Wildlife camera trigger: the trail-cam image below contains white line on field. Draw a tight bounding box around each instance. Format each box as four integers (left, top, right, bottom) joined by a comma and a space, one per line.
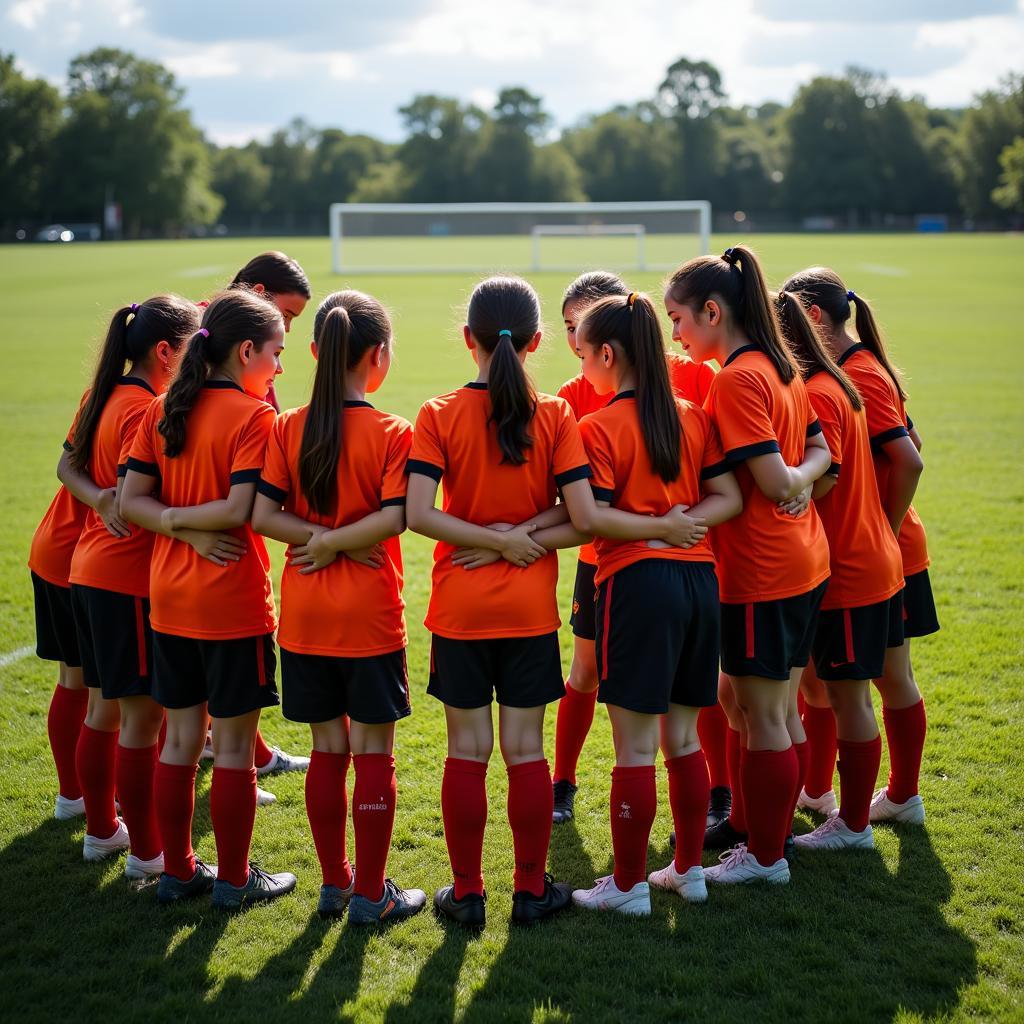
0, 645, 33, 668
857, 262, 909, 277
178, 265, 228, 279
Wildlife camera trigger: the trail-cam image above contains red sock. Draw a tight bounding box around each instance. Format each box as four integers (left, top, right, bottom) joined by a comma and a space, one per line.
797, 689, 807, 717
743, 747, 799, 867
353, 753, 397, 902
210, 766, 257, 887
791, 739, 809, 818
442, 758, 487, 899
507, 759, 553, 896
838, 736, 882, 832
254, 730, 274, 771
47, 684, 87, 800
75, 724, 119, 838
553, 683, 597, 785
883, 700, 927, 803
305, 751, 352, 889
667, 751, 710, 873
802, 704, 837, 798
116, 743, 160, 861
610, 764, 656, 891
726, 728, 747, 831
697, 704, 730, 790
155, 761, 197, 880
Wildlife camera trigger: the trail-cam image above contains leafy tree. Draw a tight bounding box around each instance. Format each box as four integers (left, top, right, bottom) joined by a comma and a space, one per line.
211, 145, 271, 228
992, 136, 1024, 213
658, 58, 726, 200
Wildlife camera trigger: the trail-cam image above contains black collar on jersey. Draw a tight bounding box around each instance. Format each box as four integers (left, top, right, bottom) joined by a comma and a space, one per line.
837, 342, 868, 366
609, 389, 636, 404
464, 381, 488, 390
723, 344, 760, 367
343, 400, 373, 409
204, 379, 244, 392
119, 375, 157, 396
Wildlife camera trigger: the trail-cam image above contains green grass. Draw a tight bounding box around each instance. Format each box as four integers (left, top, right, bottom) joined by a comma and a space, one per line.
0, 234, 1022, 1023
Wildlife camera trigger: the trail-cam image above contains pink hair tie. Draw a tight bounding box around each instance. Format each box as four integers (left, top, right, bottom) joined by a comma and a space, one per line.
197, 328, 210, 338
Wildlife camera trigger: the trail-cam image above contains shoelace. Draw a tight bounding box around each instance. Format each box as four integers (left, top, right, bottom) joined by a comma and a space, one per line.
717, 843, 749, 869
815, 815, 844, 835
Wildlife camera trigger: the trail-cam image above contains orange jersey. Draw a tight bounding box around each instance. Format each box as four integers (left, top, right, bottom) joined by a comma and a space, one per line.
408, 384, 591, 640
28, 392, 89, 587
806, 372, 904, 610
128, 382, 276, 640
69, 378, 159, 597
703, 346, 830, 604
580, 392, 724, 586
259, 402, 412, 658
837, 345, 929, 575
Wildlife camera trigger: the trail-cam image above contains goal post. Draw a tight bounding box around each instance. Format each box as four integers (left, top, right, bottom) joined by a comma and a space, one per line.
328, 201, 711, 275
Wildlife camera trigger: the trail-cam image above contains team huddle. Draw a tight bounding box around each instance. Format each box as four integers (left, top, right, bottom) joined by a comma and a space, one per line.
29, 245, 937, 927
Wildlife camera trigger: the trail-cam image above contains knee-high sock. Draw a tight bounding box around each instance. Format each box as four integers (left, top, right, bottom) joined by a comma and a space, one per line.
791, 739, 809, 819
697, 704, 730, 790
882, 700, 927, 803
48, 684, 87, 800
441, 757, 487, 899
802, 703, 838, 798
667, 751, 710, 873
726, 728, 747, 831
837, 736, 882, 832
116, 742, 160, 861
553, 683, 597, 785
507, 759, 553, 897
743, 747, 798, 867
352, 753, 397, 902
75, 724, 119, 838
210, 766, 257, 888
254, 730, 274, 771
610, 764, 656, 891
305, 751, 352, 889
155, 761, 197, 880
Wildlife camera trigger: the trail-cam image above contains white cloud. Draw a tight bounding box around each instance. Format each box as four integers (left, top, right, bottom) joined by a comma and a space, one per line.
165, 46, 241, 79
8, 0, 52, 29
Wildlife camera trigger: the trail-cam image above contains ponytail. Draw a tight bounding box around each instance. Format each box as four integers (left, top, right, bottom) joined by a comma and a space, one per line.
70, 295, 199, 470
159, 333, 212, 458
488, 331, 535, 465
781, 267, 907, 401
665, 244, 799, 385
578, 292, 681, 483
775, 290, 862, 412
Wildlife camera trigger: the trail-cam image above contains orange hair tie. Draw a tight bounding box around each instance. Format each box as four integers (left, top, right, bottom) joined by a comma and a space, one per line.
626, 292, 638, 309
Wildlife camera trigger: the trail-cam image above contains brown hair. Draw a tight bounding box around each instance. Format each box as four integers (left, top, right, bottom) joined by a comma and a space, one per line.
230, 251, 311, 299
299, 291, 392, 517
561, 271, 628, 314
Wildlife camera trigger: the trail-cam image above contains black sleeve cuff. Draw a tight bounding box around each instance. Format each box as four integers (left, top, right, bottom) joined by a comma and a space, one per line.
591, 485, 615, 503
62, 439, 74, 452
257, 478, 288, 504
406, 458, 443, 482
806, 419, 823, 437
870, 426, 909, 453
906, 416, 914, 431
701, 459, 733, 480
722, 440, 781, 465
126, 456, 159, 477
229, 468, 261, 486
826, 462, 841, 478
554, 464, 592, 488
381, 497, 406, 508
116, 463, 128, 478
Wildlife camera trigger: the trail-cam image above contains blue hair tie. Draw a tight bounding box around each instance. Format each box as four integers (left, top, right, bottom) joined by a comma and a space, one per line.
847, 290, 856, 301
498, 329, 512, 338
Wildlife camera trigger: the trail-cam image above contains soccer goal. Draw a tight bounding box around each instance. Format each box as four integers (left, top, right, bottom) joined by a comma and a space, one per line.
328, 201, 711, 275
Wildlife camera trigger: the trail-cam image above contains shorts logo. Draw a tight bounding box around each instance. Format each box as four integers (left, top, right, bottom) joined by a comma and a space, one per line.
619, 802, 631, 820
572, 599, 580, 615
829, 661, 849, 668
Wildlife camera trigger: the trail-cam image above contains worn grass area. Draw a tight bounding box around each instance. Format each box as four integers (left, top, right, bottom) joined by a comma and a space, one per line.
0, 234, 1022, 1023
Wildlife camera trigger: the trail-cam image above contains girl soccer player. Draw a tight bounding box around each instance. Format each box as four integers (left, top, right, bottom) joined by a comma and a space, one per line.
563, 292, 742, 915
782, 268, 935, 825
664, 246, 832, 885
252, 290, 426, 925
775, 291, 905, 849
121, 290, 296, 910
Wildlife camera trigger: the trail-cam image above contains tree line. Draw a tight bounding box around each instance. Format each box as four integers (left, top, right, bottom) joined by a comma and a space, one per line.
2, 49, 1022, 238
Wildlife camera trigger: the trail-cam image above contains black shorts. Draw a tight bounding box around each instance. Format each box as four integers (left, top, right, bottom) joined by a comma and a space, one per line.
902, 569, 940, 639
280, 647, 411, 725
812, 592, 905, 682
152, 631, 279, 719
428, 632, 564, 709
721, 580, 828, 681
31, 572, 81, 667
569, 559, 598, 641
71, 584, 153, 699
595, 559, 720, 714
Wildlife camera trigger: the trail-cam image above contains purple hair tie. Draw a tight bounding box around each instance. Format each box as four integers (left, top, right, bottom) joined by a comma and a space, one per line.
847, 290, 856, 301
129, 303, 138, 313
197, 328, 210, 338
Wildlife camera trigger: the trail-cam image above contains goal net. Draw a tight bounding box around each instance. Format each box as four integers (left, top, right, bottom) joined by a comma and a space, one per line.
329, 201, 711, 275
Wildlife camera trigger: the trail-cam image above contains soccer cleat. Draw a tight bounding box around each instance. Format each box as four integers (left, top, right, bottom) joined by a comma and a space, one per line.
317, 870, 356, 919
256, 747, 311, 777
707, 785, 732, 830
869, 787, 925, 825
125, 852, 165, 880
83, 818, 130, 861
511, 873, 573, 925
794, 813, 874, 850
572, 875, 651, 916
797, 787, 838, 816
54, 794, 85, 821
552, 780, 578, 824
156, 858, 217, 905
349, 878, 427, 926
256, 786, 277, 807
211, 863, 297, 912
433, 884, 486, 930
647, 862, 708, 904
703, 816, 748, 851
704, 844, 790, 885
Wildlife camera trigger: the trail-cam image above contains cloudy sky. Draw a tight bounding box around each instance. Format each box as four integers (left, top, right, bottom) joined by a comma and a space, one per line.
6, 0, 1023, 145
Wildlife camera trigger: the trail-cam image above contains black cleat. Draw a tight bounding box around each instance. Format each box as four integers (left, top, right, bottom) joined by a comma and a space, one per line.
511, 873, 572, 926
704, 817, 748, 851
212, 863, 297, 912
156, 857, 217, 905
552, 780, 578, 824
433, 883, 486, 931
784, 833, 796, 862
707, 786, 733, 829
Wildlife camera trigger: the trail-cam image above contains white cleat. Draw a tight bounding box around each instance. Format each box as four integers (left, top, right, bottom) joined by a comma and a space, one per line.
256, 786, 277, 807
125, 852, 165, 880
869, 787, 925, 825
705, 844, 790, 885
647, 862, 707, 903
794, 813, 874, 850
572, 874, 651, 916
83, 818, 130, 861
796, 787, 838, 816
199, 736, 215, 761
54, 794, 85, 821
256, 746, 311, 777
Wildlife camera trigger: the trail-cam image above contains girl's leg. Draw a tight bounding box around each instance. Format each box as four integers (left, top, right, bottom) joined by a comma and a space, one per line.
661, 704, 707, 874
306, 717, 353, 893
116, 695, 165, 865
873, 641, 927, 809
209, 709, 262, 887
76, 688, 121, 843
349, 720, 397, 903
553, 636, 598, 793
155, 704, 208, 881
786, 667, 809, 819
828, 679, 881, 833
799, 663, 838, 804
48, 663, 88, 808
718, 674, 748, 834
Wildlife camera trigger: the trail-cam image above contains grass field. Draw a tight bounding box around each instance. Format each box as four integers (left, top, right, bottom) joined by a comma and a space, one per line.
0, 233, 1022, 1023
